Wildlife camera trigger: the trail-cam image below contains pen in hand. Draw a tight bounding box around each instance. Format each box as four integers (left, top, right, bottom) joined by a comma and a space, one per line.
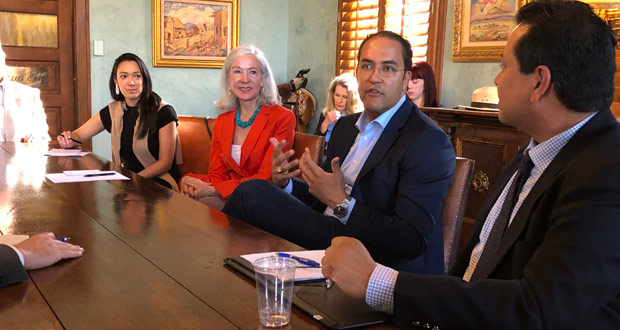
58, 134, 83, 145
56, 237, 71, 242
84, 172, 115, 177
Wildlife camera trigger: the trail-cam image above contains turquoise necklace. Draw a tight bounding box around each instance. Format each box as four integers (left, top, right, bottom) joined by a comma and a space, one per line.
235, 105, 261, 128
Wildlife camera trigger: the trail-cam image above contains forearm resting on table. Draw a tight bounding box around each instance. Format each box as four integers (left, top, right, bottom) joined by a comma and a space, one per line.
139, 159, 173, 178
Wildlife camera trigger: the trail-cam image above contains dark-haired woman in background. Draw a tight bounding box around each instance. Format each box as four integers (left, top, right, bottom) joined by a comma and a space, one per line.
407, 61, 438, 108
57, 53, 181, 190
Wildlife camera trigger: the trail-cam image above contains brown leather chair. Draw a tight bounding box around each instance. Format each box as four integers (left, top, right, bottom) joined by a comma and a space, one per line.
442, 157, 475, 273
177, 116, 215, 176
290, 132, 325, 177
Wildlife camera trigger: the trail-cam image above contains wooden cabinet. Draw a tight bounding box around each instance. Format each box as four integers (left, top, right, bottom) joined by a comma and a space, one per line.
420, 107, 530, 254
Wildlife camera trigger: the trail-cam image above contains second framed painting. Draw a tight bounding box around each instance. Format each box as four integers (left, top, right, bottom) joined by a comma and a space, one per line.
452, 0, 528, 62
152, 0, 239, 68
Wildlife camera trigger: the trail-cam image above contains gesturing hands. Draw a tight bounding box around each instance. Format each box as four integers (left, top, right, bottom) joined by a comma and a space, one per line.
270, 137, 300, 188
180, 176, 220, 200
299, 149, 347, 208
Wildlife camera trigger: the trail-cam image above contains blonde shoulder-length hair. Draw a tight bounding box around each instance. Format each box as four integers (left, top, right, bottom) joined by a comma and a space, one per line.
214, 45, 281, 111
322, 73, 363, 116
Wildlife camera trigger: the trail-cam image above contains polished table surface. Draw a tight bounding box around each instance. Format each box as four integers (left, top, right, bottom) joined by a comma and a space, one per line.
0, 142, 395, 329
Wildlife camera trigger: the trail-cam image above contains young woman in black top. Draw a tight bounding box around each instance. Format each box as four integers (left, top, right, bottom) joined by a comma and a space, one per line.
57, 53, 181, 189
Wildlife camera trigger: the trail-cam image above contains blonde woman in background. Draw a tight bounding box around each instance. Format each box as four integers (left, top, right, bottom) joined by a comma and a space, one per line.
314, 73, 363, 152
179, 45, 295, 210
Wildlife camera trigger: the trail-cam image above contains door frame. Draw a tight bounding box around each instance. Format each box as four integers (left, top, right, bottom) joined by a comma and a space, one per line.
75, 0, 92, 149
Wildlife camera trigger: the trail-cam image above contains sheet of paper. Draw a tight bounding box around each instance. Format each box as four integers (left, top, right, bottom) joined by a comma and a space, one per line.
241, 250, 325, 281
45, 171, 130, 183
44, 148, 90, 157
0, 234, 29, 245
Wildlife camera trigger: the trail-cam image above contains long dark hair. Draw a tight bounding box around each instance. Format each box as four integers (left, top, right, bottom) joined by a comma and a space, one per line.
411, 61, 438, 107
109, 53, 161, 138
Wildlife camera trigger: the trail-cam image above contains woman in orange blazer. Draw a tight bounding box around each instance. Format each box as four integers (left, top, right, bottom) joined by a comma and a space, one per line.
179, 45, 295, 210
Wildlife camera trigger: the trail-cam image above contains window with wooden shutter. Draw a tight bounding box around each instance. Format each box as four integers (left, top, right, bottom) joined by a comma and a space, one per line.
337, 0, 380, 75
336, 0, 447, 94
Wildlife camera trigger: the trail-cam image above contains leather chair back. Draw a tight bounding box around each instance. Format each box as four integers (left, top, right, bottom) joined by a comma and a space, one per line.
177, 116, 215, 176
442, 157, 475, 273
290, 132, 325, 177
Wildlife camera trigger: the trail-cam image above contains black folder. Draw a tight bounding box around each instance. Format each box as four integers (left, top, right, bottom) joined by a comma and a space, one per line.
224, 256, 389, 329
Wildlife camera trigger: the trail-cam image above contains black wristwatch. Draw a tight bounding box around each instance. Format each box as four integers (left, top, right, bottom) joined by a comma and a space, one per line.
333, 196, 352, 218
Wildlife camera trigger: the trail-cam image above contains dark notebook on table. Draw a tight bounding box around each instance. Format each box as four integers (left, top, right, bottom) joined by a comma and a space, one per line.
224, 255, 389, 329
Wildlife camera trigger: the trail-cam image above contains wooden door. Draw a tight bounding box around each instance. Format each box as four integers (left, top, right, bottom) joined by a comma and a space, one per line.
0, 0, 91, 145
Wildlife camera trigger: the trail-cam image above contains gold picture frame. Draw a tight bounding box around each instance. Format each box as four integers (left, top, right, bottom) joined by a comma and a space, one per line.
152, 0, 239, 68
452, 0, 527, 62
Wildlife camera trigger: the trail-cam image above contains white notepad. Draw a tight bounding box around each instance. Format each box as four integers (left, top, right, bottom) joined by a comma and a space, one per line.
44, 148, 90, 157
241, 250, 325, 281
46, 170, 129, 183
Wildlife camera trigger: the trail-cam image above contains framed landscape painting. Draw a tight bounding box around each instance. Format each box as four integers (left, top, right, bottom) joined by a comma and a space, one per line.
452, 0, 527, 62
152, 0, 239, 68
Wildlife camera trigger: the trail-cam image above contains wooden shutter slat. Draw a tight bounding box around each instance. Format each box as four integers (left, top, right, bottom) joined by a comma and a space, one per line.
337, 0, 432, 75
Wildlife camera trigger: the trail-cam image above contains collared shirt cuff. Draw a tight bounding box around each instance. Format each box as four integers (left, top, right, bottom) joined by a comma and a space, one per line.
365, 264, 398, 314
325, 197, 356, 225
283, 178, 293, 194
7, 244, 25, 266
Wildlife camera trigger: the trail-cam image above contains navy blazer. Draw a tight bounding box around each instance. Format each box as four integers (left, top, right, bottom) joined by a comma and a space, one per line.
293, 99, 455, 274
392, 108, 620, 329
0, 244, 27, 288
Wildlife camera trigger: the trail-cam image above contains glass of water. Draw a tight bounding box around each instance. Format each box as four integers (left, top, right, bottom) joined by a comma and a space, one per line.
253, 256, 297, 327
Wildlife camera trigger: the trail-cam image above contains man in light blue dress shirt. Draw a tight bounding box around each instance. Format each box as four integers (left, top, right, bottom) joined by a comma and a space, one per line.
322, 2, 620, 329
223, 31, 455, 274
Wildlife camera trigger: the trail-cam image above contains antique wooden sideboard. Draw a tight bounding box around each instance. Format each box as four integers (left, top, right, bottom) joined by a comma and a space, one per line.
420, 107, 530, 254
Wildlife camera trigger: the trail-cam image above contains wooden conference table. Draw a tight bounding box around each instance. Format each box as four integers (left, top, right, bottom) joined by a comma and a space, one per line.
0, 142, 394, 329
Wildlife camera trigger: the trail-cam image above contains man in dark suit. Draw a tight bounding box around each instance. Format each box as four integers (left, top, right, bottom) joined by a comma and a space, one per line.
1, 233, 83, 288
322, 1, 620, 329
223, 31, 455, 274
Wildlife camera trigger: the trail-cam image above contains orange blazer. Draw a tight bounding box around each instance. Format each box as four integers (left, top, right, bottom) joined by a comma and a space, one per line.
186, 104, 295, 199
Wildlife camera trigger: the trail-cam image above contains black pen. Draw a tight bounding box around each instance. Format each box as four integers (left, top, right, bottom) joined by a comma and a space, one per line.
56, 237, 71, 242
84, 172, 115, 177
59, 134, 83, 145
